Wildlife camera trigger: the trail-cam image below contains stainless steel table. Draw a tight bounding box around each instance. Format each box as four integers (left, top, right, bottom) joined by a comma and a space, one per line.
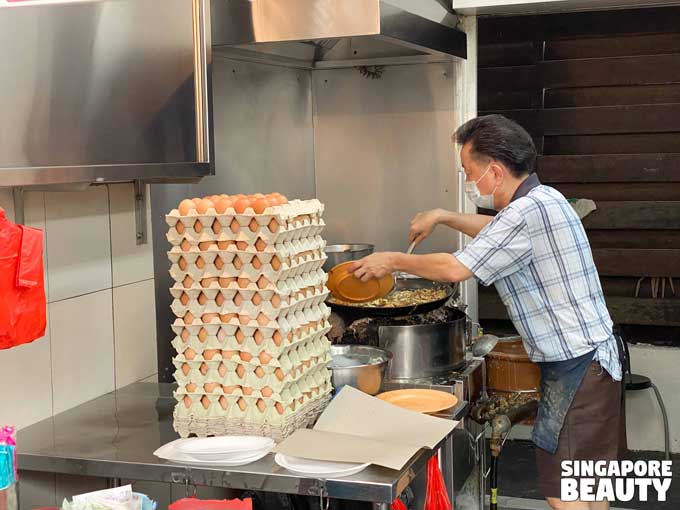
18, 383, 467, 509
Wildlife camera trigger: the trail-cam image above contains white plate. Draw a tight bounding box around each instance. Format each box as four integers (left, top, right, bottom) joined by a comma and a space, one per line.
274, 453, 370, 479
155, 439, 273, 467
176, 436, 275, 461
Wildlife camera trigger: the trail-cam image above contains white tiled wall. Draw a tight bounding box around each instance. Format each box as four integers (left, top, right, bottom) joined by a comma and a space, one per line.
0, 184, 157, 430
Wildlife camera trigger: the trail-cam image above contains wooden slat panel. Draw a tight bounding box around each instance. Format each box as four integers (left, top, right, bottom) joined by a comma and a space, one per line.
478, 7, 680, 44
582, 202, 680, 229
593, 249, 680, 276
537, 154, 680, 183
588, 230, 680, 250
545, 33, 680, 61
600, 277, 680, 298
490, 104, 680, 136
479, 42, 536, 68
552, 183, 680, 201
479, 55, 680, 92
478, 288, 680, 326
543, 133, 680, 155
545, 84, 680, 108
479, 90, 534, 111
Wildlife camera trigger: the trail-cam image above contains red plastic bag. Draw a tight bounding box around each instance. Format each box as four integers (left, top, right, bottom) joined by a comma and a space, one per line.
0, 207, 46, 350
169, 498, 252, 510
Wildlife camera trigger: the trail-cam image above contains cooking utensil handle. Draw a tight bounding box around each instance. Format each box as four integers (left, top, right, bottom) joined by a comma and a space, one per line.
406, 241, 417, 255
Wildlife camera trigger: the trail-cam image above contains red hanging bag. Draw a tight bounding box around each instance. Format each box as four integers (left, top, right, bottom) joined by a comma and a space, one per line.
0, 207, 46, 350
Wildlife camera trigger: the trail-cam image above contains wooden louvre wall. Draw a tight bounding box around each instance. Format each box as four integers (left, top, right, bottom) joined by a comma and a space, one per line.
476, 7, 680, 344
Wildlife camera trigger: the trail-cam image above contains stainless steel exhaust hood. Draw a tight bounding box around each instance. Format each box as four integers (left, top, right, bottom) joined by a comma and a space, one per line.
211, 0, 467, 65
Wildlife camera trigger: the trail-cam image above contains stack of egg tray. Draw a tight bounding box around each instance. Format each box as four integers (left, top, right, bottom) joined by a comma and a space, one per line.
166, 199, 334, 440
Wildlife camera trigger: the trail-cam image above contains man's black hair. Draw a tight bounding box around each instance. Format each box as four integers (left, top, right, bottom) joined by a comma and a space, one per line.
455, 114, 537, 177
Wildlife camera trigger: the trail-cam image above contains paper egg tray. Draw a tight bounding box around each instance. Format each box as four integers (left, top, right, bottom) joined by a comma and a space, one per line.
168, 234, 327, 259
173, 391, 332, 440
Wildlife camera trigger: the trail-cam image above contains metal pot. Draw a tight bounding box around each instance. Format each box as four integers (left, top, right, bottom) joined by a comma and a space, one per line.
323, 244, 374, 272
378, 309, 467, 381
328, 344, 391, 395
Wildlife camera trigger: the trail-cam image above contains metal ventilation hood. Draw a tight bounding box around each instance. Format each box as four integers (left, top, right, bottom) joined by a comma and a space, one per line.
211, 0, 467, 67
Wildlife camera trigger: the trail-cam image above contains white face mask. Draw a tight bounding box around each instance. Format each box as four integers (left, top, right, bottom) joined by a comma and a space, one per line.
464, 165, 498, 210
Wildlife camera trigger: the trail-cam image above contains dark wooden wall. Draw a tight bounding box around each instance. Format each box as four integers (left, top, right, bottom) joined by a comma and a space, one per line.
476, 7, 680, 344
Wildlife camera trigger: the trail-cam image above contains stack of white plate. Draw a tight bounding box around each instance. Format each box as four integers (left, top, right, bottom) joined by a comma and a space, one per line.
154, 436, 274, 467
274, 453, 370, 479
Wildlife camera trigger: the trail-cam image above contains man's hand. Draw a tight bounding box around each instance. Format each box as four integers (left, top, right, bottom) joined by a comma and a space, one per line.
409, 209, 443, 246
348, 252, 397, 282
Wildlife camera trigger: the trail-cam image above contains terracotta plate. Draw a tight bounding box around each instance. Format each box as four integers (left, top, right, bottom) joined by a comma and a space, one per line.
376, 389, 458, 414
326, 261, 394, 303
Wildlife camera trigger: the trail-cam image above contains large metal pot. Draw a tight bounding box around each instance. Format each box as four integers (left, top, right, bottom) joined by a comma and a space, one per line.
323, 244, 374, 272
378, 309, 467, 381
328, 344, 391, 395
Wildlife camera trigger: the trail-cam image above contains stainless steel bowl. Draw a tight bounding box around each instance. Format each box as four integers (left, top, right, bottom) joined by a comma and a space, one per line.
323, 244, 374, 272
328, 345, 392, 395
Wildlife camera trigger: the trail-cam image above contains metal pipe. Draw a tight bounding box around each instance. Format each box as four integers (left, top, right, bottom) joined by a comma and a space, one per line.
651, 383, 671, 461
489, 456, 498, 510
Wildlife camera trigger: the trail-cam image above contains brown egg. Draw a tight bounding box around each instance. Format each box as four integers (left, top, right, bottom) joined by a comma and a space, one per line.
289, 402, 296, 412
271, 294, 281, 308
257, 276, 270, 289
212, 220, 222, 235
255, 238, 267, 252
176, 222, 185, 235
196, 257, 205, 269
204, 349, 220, 360
271, 256, 281, 270
235, 329, 245, 344
198, 328, 208, 342
184, 347, 197, 360
237, 398, 247, 411
180, 328, 190, 342
191, 197, 202, 205
233, 293, 243, 306
178, 257, 188, 271
249, 219, 259, 233
184, 311, 195, 325
251, 256, 262, 269
276, 402, 285, 415
272, 331, 283, 346
222, 385, 238, 394
274, 368, 284, 381
218, 396, 229, 410
197, 199, 214, 214
179, 199, 195, 216
302, 360, 311, 369
256, 313, 269, 326
199, 362, 209, 375
215, 293, 225, 306
186, 383, 197, 392
253, 197, 270, 214
204, 382, 220, 393
239, 315, 251, 325
219, 277, 236, 287
179, 292, 189, 305
252, 293, 262, 306
286, 332, 294, 343
214, 257, 224, 270
180, 239, 192, 252
202, 312, 219, 323
259, 351, 273, 365
220, 313, 237, 322
233, 197, 251, 214
199, 241, 215, 251
201, 277, 217, 288
183, 395, 192, 408
237, 277, 250, 289
256, 399, 266, 413
242, 387, 254, 396
194, 220, 203, 233
233, 257, 243, 270
236, 365, 246, 378
197, 292, 207, 305
217, 240, 232, 250
261, 386, 273, 397
201, 395, 211, 409
268, 219, 279, 233
181, 363, 190, 375
239, 351, 253, 362
230, 218, 240, 233
221, 350, 238, 359
254, 366, 265, 378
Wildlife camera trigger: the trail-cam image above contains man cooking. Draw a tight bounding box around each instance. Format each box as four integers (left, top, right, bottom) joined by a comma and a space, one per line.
349, 115, 625, 510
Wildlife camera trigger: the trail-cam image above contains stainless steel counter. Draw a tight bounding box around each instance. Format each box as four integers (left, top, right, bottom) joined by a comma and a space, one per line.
18, 383, 467, 507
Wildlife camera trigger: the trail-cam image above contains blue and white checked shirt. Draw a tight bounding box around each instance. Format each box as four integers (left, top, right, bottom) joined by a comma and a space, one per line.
456, 176, 622, 382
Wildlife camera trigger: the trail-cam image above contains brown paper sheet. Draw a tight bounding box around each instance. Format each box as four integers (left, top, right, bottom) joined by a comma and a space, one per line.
273, 386, 458, 470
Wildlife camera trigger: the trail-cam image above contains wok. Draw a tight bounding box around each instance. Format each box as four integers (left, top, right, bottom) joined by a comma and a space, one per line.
327, 276, 457, 318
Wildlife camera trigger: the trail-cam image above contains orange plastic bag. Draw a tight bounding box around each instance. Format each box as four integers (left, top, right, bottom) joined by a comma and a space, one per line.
169, 498, 252, 510
0, 207, 46, 350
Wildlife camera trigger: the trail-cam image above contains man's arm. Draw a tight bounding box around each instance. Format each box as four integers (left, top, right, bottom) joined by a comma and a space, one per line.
436, 210, 494, 238
350, 252, 473, 283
